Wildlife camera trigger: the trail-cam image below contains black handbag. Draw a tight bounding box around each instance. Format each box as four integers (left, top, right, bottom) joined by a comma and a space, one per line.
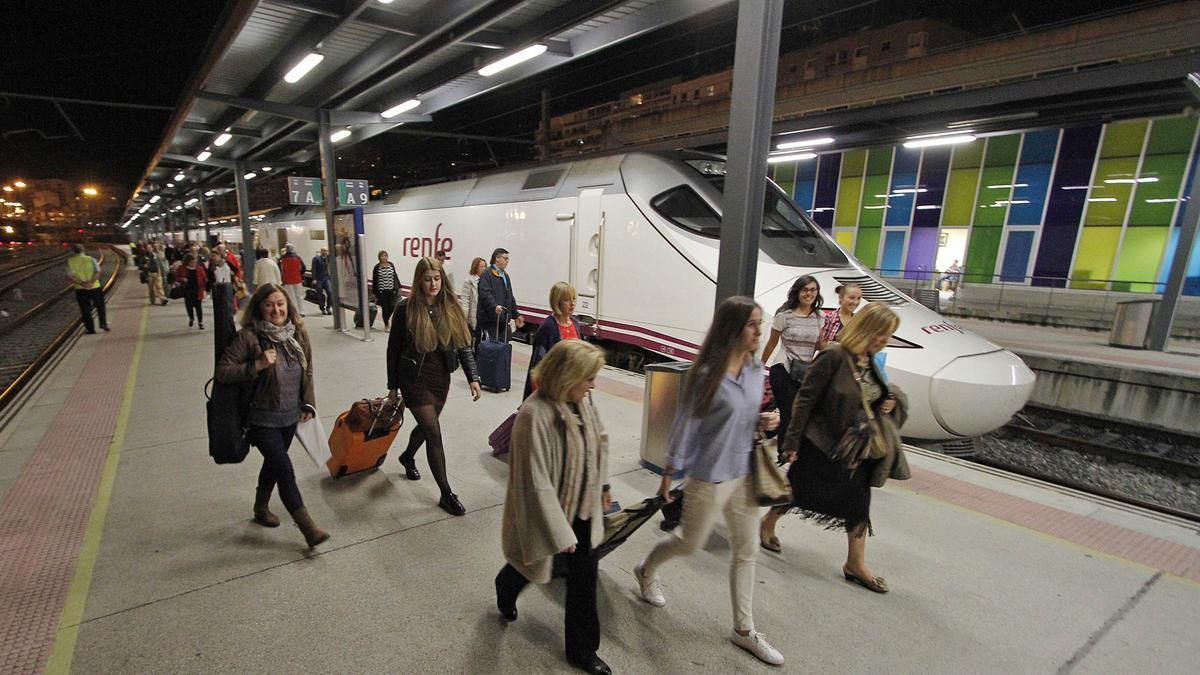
169, 284, 186, 300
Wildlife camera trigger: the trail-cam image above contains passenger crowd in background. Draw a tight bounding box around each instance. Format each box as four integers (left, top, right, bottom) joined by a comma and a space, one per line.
186, 235, 908, 674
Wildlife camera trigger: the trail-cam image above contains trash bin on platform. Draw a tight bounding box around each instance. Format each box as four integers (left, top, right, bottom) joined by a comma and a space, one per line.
639, 361, 690, 477
1108, 299, 1158, 349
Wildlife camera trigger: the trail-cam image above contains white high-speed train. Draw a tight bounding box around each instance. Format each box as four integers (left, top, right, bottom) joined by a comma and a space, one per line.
218, 151, 1035, 441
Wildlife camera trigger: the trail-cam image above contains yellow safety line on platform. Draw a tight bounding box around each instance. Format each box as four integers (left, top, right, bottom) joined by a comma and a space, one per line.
45, 303, 149, 674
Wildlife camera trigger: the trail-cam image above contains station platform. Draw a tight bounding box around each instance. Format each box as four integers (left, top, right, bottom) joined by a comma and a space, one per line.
955, 318, 1200, 435
2, 271, 1199, 673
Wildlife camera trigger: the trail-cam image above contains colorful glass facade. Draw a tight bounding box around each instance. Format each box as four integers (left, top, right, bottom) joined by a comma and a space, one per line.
769, 113, 1200, 295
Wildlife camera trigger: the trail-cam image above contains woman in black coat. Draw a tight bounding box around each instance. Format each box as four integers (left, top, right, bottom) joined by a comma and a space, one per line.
523, 282, 583, 399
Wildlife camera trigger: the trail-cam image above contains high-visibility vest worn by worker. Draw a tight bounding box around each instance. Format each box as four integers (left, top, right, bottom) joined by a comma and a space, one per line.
68, 253, 100, 290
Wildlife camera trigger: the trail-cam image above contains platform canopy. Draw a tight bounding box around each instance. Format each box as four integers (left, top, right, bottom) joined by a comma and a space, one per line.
122, 0, 736, 223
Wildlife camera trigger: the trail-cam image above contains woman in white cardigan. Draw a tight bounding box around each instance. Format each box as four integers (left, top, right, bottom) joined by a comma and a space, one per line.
460, 256, 486, 340
496, 340, 612, 675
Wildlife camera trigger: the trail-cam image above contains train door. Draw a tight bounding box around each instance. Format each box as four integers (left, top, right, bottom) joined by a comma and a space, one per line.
571, 188, 603, 319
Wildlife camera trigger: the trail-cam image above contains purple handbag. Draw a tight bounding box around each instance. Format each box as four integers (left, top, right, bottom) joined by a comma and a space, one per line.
489, 411, 518, 457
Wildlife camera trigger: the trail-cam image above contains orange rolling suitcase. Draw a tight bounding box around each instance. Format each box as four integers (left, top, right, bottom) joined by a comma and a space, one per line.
326, 399, 404, 478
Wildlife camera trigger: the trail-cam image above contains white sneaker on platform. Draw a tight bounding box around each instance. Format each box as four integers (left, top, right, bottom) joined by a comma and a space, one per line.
731, 630, 784, 666
633, 563, 666, 607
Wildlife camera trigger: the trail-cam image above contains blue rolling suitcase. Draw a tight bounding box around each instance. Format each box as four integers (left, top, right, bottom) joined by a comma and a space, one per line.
477, 315, 512, 392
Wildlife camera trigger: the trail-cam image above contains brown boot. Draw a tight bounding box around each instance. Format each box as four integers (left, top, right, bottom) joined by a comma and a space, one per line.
292, 507, 330, 548
253, 488, 280, 527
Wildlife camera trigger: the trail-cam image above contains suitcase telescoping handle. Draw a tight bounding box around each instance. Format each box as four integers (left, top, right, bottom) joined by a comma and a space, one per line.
494, 309, 510, 344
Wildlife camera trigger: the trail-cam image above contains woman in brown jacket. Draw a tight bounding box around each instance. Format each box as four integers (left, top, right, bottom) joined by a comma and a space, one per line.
762, 302, 907, 593
216, 283, 329, 548
495, 340, 612, 675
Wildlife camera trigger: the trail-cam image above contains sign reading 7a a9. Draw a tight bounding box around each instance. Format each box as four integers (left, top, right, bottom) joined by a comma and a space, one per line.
288, 177, 369, 207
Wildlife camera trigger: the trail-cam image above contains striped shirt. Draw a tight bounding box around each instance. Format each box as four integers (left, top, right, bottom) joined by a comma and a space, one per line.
376, 264, 396, 291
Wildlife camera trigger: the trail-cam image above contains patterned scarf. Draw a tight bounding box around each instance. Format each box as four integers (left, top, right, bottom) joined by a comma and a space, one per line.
255, 319, 306, 369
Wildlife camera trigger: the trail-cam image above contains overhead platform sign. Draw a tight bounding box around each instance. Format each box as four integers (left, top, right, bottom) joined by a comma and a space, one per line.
287, 177, 369, 207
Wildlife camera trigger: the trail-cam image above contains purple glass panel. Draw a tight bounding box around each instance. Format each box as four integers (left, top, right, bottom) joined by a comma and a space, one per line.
913, 147, 951, 228
903, 227, 939, 280
1032, 125, 1101, 287
811, 153, 841, 230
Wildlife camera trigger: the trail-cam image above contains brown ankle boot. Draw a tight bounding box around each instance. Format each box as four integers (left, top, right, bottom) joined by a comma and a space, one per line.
292, 507, 330, 548
253, 488, 280, 527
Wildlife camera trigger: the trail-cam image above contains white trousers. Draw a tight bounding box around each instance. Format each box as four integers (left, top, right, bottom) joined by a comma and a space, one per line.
285, 283, 305, 315
641, 474, 760, 632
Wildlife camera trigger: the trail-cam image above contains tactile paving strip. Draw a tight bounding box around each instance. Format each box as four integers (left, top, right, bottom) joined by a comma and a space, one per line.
0, 279, 140, 674
905, 469, 1200, 581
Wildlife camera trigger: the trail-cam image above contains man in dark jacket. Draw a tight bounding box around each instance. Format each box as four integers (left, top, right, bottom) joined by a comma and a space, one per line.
311, 247, 333, 315
476, 247, 524, 341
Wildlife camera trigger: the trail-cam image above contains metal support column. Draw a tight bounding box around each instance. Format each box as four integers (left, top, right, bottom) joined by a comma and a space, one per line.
715, 0, 784, 305
198, 188, 212, 246
181, 202, 191, 244
234, 160, 255, 287
318, 109, 345, 330
1147, 72, 1200, 351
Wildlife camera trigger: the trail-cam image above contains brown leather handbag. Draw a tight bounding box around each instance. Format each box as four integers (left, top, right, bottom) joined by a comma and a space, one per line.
346, 396, 405, 440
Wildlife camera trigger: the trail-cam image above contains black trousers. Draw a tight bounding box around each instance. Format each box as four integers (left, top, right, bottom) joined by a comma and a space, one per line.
184, 295, 204, 324
376, 290, 397, 326
249, 423, 303, 513
769, 363, 799, 443
75, 288, 107, 332
495, 517, 599, 660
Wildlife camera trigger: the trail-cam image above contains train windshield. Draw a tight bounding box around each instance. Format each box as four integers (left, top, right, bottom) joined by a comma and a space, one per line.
652, 159, 848, 268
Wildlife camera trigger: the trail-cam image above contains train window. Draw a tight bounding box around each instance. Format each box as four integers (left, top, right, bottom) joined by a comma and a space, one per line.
522, 170, 564, 190
651, 186, 722, 237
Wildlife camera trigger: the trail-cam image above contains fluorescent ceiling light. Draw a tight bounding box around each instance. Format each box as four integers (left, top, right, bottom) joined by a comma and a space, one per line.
261, 167, 272, 172
284, 53, 324, 84
1103, 177, 1158, 184
381, 98, 421, 118
903, 134, 975, 149
1060, 185, 1092, 190
916, 205, 941, 210
205, 190, 216, 197
196, 150, 212, 162
1144, 198, 1181, 203
166, 183, 175, 188
330, 129, 352, 143
174, 172, 185, 181
891, 188, 927, 194
243, 172, 257, 180
776, 136, 834, 150
214, 133, 232, 147
149, 195, 161, 203
863, 205, 889, 210
378, 0, 394, 3
766, 152, 817, 164
1088, 197, 1118, 202
478, 44, 548, 77
185, 198, 199, 206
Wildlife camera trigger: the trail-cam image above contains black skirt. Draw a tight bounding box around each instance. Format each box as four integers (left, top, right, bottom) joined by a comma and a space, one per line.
785, 436, 879, 536
400, 351, 450, 408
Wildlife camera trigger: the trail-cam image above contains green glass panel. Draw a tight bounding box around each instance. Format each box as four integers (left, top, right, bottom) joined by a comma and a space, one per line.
1114, 226, 1169, 292
1099, 120, 1148, 159
835, 176, 864, 228
950, 139, 984, 169
854, 226, 881, 267
943, 169, 978, 226
835, 230, 855, 250
965, 226, 1002, 283
983, 134, 1021, 167
859, 175, 890, 227
774, 162, 797, 199
1084, 157, 1139, 226
841, 149, 867, 177
1128, 153, 1189, 225
866, 145, 894, 175
1070, 226, 1122, 289
1145, 115, 1198, 155
974, 167, 1016, 226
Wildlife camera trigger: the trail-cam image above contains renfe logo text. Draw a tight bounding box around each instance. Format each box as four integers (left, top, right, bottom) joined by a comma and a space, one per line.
921, 321, 965, 335
402, 223, 454, 258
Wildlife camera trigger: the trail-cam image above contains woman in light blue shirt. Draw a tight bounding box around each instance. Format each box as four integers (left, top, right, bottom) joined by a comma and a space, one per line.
632, 296, 785, 667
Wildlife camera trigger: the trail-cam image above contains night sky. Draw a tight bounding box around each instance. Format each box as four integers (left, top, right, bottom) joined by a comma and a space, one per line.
0, 0, 1144, 198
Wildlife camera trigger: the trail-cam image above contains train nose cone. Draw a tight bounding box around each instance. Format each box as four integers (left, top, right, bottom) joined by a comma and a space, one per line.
929, 350, 1036, 437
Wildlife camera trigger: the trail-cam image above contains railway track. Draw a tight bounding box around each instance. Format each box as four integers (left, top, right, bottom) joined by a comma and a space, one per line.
0, 246, 123, 414
980, 404, 1200, 522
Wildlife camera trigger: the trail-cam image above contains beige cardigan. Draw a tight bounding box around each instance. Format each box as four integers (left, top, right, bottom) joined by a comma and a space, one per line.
501, 392, 609, 583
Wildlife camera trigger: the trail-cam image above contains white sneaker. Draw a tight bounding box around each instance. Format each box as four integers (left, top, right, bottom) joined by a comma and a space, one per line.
633, 563, 666, 607
731, 630, 784, 666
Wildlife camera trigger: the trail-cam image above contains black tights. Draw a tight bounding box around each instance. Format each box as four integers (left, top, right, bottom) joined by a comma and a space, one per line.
400, 402, 453, 496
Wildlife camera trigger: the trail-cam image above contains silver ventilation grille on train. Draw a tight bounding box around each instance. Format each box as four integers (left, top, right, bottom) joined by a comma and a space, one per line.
832, 275, 908, 306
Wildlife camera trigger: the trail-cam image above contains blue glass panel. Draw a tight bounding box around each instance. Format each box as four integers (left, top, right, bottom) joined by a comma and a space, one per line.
812, 153, 841, 230
912, 147, 951, 228
886, 147, 920, 227
793, 156, 818, 213
1164, 130, 1200, 295
1032, 125, 1102, 286
881, 230, 906, 277
1008, 129, 1059, 225
1001, 231, 1036, 282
